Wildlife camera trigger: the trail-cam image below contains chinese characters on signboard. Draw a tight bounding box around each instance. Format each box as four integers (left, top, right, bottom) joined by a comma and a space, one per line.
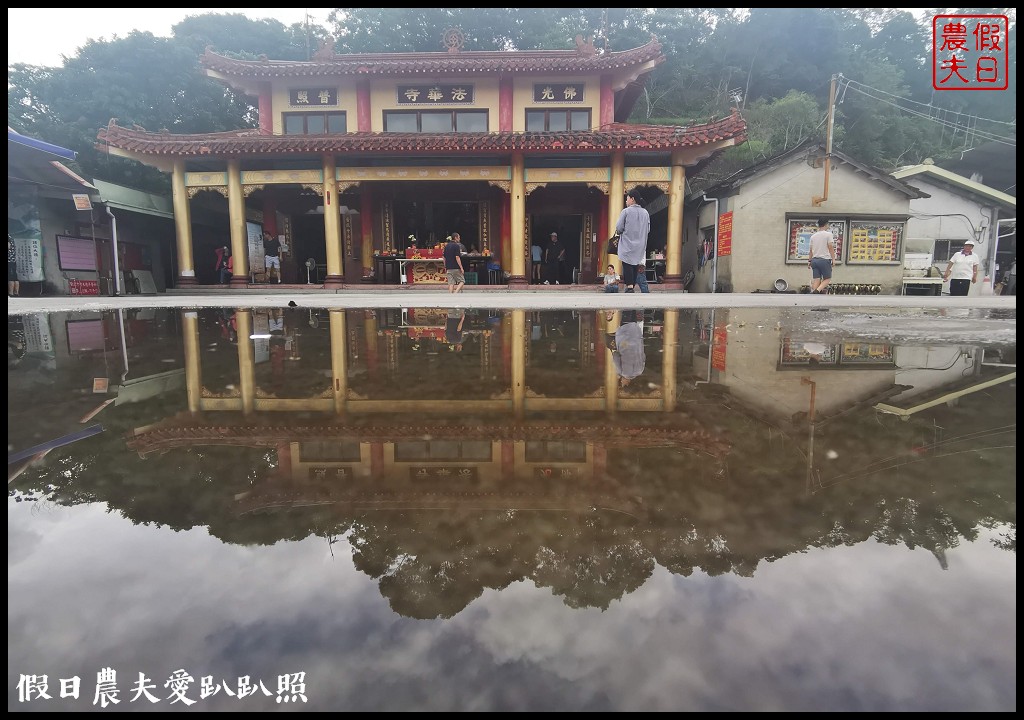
711, 325, 728, 371
532, 83, 585, 103
289, 88, 337, 106
411, 466, 479, 480
396, 85, 474, 105
14, 238, 45, 282
717, 211, 733, 257
932, 14, 1009, 90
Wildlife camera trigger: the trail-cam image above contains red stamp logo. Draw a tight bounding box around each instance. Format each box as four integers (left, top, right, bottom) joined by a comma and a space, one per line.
933, 14, 1009, 90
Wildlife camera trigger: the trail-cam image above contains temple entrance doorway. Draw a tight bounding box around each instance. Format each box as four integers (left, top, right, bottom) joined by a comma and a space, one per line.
532, 214, 583, 284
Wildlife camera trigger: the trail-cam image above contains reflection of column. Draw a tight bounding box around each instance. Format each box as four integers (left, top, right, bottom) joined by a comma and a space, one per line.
662, 309, 678, 412
171, 159, 196, 287
603, 311, 619, 414
227, 159, 249, 287
501, 311, 512, 384
182, 310, 201, 413
364, 310, 379, 379
329, 310, 347, 415
605, 151, 625, 272
511, 310, 526, 418
663, 150, 686, 288
509, 153, 528, 286
235, 310, 256, 415
323, 154, 344, 288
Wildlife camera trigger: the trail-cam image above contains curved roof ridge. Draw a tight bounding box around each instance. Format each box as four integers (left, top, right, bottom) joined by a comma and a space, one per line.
96, 111, 746, 157
200, 37, 664, 77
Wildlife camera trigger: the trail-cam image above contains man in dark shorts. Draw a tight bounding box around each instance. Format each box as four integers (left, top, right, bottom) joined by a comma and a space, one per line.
444, 233, 466, 294
807, 218, 836, 294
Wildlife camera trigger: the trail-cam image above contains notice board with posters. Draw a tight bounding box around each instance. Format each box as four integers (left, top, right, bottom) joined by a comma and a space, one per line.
246, 221, 265, 276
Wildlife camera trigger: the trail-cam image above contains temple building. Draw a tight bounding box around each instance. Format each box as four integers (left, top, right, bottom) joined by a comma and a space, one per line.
95, 33, 746, 289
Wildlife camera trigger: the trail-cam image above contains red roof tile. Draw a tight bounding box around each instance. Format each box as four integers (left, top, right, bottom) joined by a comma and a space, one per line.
201, 39, 665, 78
96, 111, 747, 158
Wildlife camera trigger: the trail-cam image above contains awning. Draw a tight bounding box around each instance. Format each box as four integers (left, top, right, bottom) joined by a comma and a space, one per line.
92, 179, 173, 219
8, 128, 94, 192
7, 127, 77, 160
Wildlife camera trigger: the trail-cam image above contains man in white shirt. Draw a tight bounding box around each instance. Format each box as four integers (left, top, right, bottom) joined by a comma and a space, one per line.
807, 218, 836, 294
943, 239, 980, 296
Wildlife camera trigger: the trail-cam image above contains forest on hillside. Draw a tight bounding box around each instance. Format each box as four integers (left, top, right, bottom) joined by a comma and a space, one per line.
7, 8, 1016, 194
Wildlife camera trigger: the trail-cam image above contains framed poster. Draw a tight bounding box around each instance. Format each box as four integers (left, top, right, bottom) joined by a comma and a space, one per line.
246, 221, 265, 274
847, 221, 903, 263
787, 219, 846, 263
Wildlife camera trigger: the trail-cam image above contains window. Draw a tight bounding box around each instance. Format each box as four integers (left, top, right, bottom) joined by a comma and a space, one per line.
932, 240, 954, 263
282, 111, 347, 135
525, 109, 591, 132
524, 441, 586, 463
299, 441, 361, 462
394, 440, 492, 462
383, 110, 488, 133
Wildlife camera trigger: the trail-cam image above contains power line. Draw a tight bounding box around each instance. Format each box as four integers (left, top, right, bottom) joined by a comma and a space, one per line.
836, 76, 1016, 147
840, 76, 1017, 127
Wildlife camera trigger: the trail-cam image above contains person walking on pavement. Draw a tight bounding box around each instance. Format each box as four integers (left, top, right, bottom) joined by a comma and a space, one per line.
444, 233, 466, 294
808, 218, 837, 294
614, 189, 651, 293
943, 239, 980, 296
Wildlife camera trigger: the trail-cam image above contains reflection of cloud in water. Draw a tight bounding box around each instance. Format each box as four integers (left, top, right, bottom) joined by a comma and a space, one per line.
8, 502, 1015, 711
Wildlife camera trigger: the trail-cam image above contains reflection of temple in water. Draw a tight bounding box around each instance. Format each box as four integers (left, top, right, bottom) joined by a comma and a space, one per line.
13, 306, 1013, 619
133, 307, 729, 492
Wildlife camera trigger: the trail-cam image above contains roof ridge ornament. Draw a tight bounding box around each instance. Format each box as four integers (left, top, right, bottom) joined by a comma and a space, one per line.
443, 28, 465, 55
313, 37, 336, 60
575, 35, 598, 57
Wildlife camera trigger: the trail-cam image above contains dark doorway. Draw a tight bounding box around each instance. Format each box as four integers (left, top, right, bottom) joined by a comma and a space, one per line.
532, 214, 583, 284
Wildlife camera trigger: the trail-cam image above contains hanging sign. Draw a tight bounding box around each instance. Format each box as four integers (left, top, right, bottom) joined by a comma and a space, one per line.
72, 194, 92, 210
717, 211, 733, 257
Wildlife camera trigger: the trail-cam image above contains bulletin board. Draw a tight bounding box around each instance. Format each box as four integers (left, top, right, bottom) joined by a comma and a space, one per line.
787, 220, 846, 263
847, 221, 903, 263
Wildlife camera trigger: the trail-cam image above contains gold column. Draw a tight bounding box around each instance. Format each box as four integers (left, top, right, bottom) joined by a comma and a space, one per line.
235, 310, 256, 415
171, 159, 196, 286
323, 154, 344, 287
181, 310, 201, 413
603, 310, 619, 414
511, 309, 526, 418
662, 309, 678, 412
509, 153, 528, 286
227, 159, 249, 286
605, 151, 625, 273
329, 310, 348, 415
664, 150, 686, 287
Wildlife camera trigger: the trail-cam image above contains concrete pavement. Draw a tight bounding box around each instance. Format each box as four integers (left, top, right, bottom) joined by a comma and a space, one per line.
6, 290, 1016, 314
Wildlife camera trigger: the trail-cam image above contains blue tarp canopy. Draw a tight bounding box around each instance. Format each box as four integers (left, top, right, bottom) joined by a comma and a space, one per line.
8, 128, 77, 160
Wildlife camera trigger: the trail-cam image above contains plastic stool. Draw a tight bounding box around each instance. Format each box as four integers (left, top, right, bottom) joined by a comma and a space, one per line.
464, 272, 478, 285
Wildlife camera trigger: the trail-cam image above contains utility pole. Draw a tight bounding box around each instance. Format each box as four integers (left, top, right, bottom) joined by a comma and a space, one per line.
813, 74, 838, 207
305, 9, 311, 61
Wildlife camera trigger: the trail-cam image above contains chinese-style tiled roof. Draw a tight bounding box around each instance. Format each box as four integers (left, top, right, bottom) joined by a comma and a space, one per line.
201, 38, 665, 78
96, 111, 747, 158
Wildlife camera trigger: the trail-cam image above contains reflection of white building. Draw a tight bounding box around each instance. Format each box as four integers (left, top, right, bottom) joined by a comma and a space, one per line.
892, 162, 1016, 296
